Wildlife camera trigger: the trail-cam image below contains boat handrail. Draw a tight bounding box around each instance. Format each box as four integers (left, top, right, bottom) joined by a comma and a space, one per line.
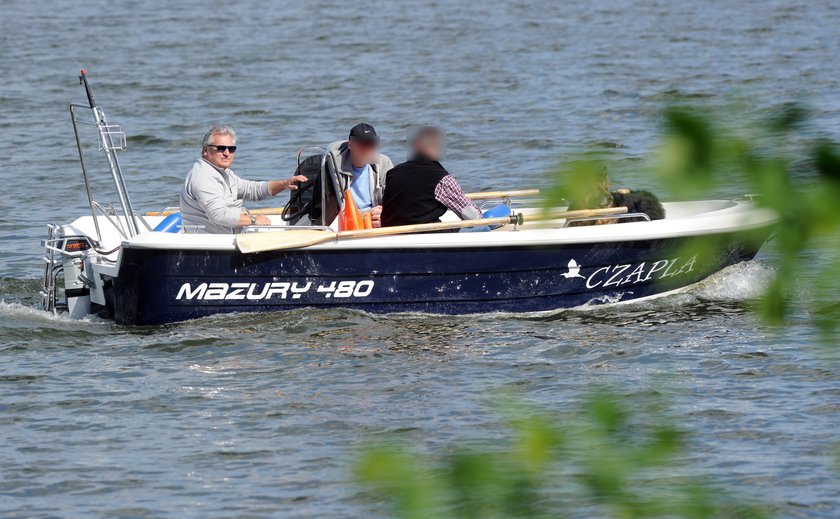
562, 212, 652, 227
40, 224, 61, 314
42, 241, 87, 259
91, 201, 129, 240
181, 225, 206, 234
149, 206, 181, 216
477, 198, 513, 211
40, 233, 99, 260
137, 215, 153, 232
476, 196, 545, 211
240, 225, 333, 233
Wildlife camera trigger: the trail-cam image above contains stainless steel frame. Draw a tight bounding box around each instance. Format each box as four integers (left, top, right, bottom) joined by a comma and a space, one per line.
240, 225, 332, 233
69, 100, 140, 241
562, 212, 652, 227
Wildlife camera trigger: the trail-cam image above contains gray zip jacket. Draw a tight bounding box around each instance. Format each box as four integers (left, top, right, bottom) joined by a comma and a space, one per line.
327, 141, 394, 207
180, 158, 272, 234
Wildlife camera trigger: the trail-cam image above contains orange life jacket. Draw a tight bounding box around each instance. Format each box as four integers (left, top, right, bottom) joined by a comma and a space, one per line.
338, 189, 365, 231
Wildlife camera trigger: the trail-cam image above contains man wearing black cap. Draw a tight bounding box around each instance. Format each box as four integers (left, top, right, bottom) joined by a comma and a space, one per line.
326, 123, 394, 227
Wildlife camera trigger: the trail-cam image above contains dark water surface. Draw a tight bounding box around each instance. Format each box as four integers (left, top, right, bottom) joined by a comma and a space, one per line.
2, 0, 840, 517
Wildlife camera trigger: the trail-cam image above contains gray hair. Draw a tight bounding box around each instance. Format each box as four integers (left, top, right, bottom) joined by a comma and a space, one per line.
202, 125, 237, 147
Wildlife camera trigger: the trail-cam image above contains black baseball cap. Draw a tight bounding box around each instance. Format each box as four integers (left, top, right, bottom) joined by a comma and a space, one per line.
348, 123, 379, 143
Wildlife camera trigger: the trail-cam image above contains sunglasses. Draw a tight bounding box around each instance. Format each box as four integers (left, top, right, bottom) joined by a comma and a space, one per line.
207, 145, 237, 153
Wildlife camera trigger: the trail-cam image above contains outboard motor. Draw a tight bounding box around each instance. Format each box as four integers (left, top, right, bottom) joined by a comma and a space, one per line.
61, 248, 92, 319
41, 231, 94, 319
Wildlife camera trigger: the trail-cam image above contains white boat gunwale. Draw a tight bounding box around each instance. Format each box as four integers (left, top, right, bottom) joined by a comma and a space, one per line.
56, 199, 778, 252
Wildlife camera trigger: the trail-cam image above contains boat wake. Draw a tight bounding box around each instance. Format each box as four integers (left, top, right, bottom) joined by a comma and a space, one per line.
690, 259, 773, 302
0, 299, 110, 328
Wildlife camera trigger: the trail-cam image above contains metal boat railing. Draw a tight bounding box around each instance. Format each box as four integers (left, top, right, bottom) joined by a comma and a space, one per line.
563, 212, 651, 227
477, 196, 543, 211
40, 224, 60, 314
240, 225, 332, 233
40, 227, 95, 313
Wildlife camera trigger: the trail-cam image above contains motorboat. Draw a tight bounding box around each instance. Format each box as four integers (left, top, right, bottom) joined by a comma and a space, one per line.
40, 73, 778, 325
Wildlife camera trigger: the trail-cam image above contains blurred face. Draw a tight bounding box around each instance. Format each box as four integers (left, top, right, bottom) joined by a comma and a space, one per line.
203, 133, 236, 169
413, 135, 443, 161
348, 139, 378, 167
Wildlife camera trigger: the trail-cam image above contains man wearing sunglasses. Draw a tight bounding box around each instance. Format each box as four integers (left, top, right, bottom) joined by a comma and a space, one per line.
180, 125, 307, 233
325, 123, 394, 228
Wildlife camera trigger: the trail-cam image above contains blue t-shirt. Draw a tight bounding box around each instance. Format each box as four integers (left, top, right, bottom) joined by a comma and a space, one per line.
350, 164, 374, 212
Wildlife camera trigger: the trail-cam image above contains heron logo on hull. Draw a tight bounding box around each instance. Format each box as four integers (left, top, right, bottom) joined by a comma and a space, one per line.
561, 255, 698, 289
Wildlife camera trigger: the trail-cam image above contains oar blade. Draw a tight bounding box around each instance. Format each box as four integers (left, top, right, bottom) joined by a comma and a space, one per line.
236, 230, 332, 253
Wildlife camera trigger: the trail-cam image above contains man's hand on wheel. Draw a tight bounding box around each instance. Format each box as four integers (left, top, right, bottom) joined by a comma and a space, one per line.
268, 176, 308, 195
286, 175, 308, 190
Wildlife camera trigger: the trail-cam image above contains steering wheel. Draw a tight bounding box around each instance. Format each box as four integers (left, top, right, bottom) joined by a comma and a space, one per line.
281, 200, 311, 222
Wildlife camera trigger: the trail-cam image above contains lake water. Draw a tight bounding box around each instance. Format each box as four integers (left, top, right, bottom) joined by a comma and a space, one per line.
2, 0, 840, 517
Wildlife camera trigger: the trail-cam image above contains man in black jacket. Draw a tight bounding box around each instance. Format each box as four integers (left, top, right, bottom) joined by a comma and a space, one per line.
381, 127, 482, 227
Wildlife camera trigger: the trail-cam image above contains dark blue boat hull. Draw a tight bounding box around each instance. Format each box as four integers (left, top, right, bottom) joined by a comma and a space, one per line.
106, 229, 771, 325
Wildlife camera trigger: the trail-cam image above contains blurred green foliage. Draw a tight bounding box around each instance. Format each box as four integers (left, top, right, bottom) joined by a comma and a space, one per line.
545, 103, 840, 335
656, 104, 840, 334
356, 391, 770, 518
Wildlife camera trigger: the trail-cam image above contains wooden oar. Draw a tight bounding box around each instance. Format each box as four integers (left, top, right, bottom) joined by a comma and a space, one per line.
236, 206, 627, 254
144, 189, 542, 217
